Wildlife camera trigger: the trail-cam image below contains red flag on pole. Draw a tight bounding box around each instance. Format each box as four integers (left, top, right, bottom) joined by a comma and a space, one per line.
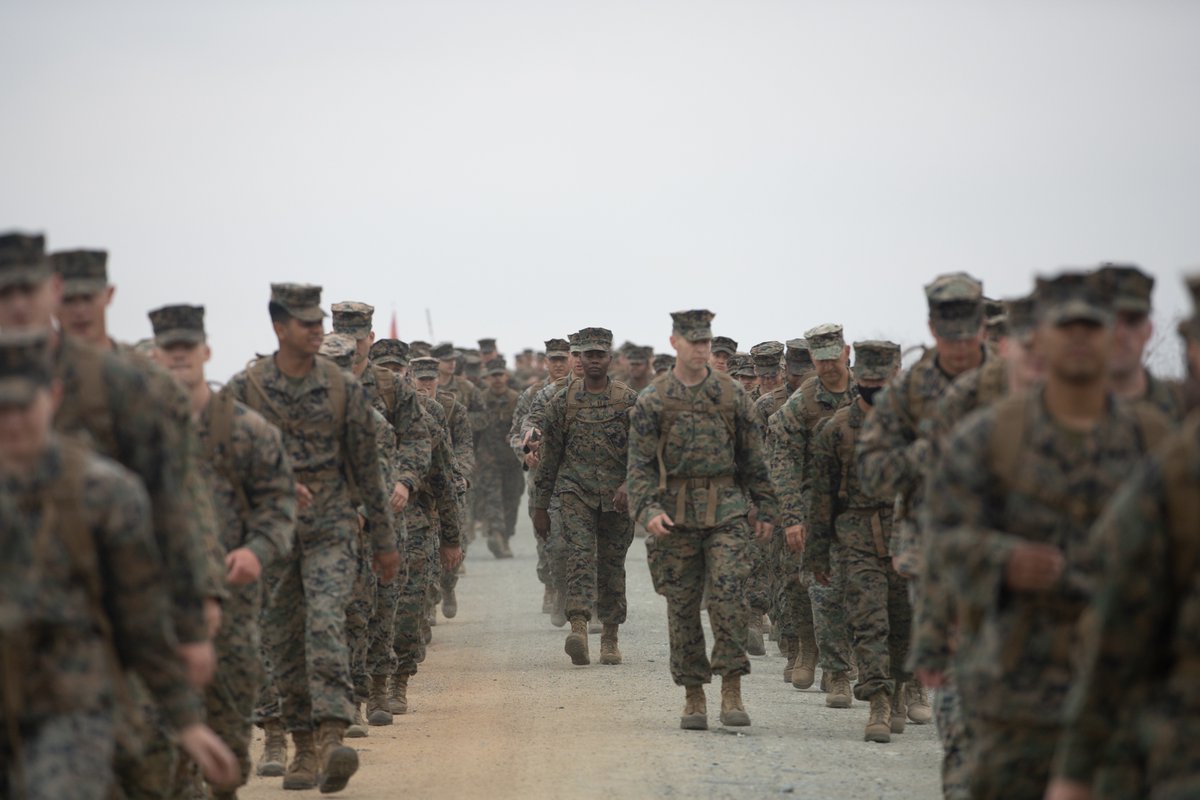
389, 310, 398, 340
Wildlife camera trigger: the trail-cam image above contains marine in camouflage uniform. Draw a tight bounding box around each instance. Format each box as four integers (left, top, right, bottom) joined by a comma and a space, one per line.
476, 357, 524, 558
533, 328, 638, 667
628, 310, 779, 730
625, 345, 653, 393
149, 304, 298, 797
856, 272, 990, 798
652, 353, 675, 377
0, 331, 216, 800
807, 340, 909, 743
710, 335, 737, 373
1048, 276, 1200, 800
434, 342, 485, 544
925, 273, 1169, 800
224, 284, 399, 794
396, 357, 464, 714
768, 323, 856, 701
729, 353, 758, 393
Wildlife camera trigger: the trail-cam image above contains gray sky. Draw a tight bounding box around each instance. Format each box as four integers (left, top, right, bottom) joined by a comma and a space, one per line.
4, 0, 1198, 381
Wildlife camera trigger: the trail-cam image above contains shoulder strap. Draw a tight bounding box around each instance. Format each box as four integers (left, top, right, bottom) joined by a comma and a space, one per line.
1127, 402, 1170, 454
988, 391, 1030, 493
242, 356, 289, 432
207, 389, 251, 517
371, 365, 399, 416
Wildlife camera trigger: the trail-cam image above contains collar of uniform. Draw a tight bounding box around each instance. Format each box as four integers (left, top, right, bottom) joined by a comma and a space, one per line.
264, 353, 333, 393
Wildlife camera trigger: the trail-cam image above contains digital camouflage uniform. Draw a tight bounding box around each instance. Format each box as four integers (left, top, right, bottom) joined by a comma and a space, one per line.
741, 342, 784, 635
533, 330, 638, 632
769, 324, 856, 683
225, 284, 397, 735
628, 311, 779, 688
476, 360, 524, 554
808, 342, 910, 717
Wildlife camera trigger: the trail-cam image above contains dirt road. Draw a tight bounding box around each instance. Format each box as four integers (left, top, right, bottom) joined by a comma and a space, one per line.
241, 520, 941, 800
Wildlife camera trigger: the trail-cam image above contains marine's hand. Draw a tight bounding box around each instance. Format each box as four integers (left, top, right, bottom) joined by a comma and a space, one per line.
390, 481, 410, 512
178, 640, 217, 688
915, 668, 946, 688
440, 544, 464, 572
754, 519, 773, 542
296, 482, 313, 511
179, 723, 240, 790
612, 484, 629, 514
646, 513, 674, 538
225, 548, 262, 586
373, 550, 402, 584
203, 598, 222, 640
785, 524, 807, 553
1006, 543, 1064, 591
532, 508, 551, 540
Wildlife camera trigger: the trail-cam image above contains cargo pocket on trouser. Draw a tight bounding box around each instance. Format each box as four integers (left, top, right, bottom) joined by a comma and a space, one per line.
645, 535, 670, 596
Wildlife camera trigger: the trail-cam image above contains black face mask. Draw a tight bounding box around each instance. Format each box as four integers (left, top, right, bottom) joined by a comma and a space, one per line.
857, 385, 882, 406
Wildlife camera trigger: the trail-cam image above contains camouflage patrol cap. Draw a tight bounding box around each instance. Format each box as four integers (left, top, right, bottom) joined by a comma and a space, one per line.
1178, 273, 1200, 341
477, 338, 497, 352
410, 340, 432, 356
270, 283, 326, 322
1097, 263, 1154, 315
653, 353, 675, 373
431, 342, 457, 361
410, 356, 440, 380
1005, 294, 1038, 342
730, 353, 757, 378
626, 345, 652, 364
319, 332, 358, 369
750, 341, 785, 376
51, 249, 108, 298
331, 301, 375, 340
576, 327, 614, 353
785, 339, 813, 375
1035, 271, 1113, 327
925, 273, 985, 340
711, 336, 737, 355
567, 332, 582, 354
544, 338, 570, 358
804, 323, 846, 361
0, 232, 50, 289
0, 330, 53, 405
370, 338, 409, 366
485, 357, 507, 376
852, 340, 902, 382
984, 297, 1005, 323
670, 310, 715, 343
148, 304, 206, 346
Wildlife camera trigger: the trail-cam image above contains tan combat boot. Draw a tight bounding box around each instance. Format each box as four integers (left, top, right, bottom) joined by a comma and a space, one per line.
719, 674, 751, 727
550, 591, 568, 628
864, 692, 892, 743
588, 606, 602, 634
906, 681, 932, 724
316, 720, 359, 794
681, 685, 707, 730
564, 617, 590, 665
388, 673, 409, 715
282, 729, 318, 790
792, 634, 818, 690
367, 675, 393, 726
825, 671, 853, 709
599, 624, 622, 665
347, 702, 368, 738
442, 585, 458, 619
782, 637, 798, 683
746, 615, 766, 657
256, 718, 287, 778
890, 683, 907, 734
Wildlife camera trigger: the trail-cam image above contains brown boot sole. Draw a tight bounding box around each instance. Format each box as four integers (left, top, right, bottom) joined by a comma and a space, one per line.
345, 725, 367, 739
283, 773, 317, 790
826, 694, 852, 709
599, 651, 622, 665
367, 708, 393, 726
565, 634, 590, 665
680, 713, 708, 731
791, 670, 815, 690
907, 706, 932, 724
257, 761, 285, 778
719, 709, 751, 727
319, 745, 359, 794
865, 727, 891, 743
890, 716, 906, 734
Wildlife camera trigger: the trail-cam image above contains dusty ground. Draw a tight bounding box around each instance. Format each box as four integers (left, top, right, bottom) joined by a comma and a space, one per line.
241, 519, 941, 800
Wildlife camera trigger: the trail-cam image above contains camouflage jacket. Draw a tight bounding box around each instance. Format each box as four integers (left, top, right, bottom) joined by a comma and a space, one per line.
436, 390, 474, 482
196, 394, 297, 569
1127, 369, 1186, 425
1054, 413, 1200, 786
0, 436, 202, 730
477, 386, 520, 464
533, 378, 637, 512
409, 396, 462, 546
226, 354, 396, 554
627, 368, 779, 529
360, 364, 431, 489
508, 378, 548, 462
753, 382, 794, 434
52, 334, 211, 644
807, 400, 894, 574
440, 375, 487, 433
768, 374, 855, 529
925, 387, 1167, 722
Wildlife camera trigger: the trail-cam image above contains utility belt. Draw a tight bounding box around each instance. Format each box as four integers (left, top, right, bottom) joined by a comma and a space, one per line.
838, 506, 892, 558
663, 475, 735, 527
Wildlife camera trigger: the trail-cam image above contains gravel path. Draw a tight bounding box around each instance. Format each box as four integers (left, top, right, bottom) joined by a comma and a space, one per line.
241, 519, 942, 799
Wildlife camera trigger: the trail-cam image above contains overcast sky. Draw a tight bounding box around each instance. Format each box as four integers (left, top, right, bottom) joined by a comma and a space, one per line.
4, 0, 1197, 380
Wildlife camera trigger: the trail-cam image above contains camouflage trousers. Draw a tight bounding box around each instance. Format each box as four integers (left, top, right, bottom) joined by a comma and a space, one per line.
744, 533, 772, 617
364, 524, 407, 679
645, 517, 753, 686
771, 531, 816, 647
935, 679, 971, 800
964, 718, 1059, 800
475, 459, 524, 540
263, 501, 359, 731
559, 492, 635, 624
346, 531, 376, 702
204, 580, 264, 790
114, 676, 176, 800
808, 541, 853, 673
534, 496, 568, 593
394, 525, 437, 676
254, 599, 279, 723
842, 546, 911, 700
2, 711, 114, 800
